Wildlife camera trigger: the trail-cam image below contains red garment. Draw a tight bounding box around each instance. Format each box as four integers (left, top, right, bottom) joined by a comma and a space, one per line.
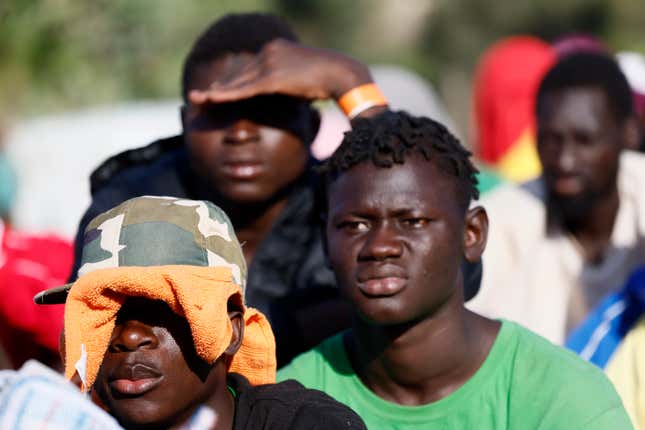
0, 222, 72, 367
473, 36, 556, 167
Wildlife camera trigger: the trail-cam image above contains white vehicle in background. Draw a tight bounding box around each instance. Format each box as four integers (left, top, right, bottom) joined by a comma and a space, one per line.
5, 100, 182, 239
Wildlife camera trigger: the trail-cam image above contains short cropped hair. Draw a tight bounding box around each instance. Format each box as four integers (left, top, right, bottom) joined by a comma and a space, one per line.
536, 52, 634, 122
319, 110, 479, 213
181, 13, 298, 100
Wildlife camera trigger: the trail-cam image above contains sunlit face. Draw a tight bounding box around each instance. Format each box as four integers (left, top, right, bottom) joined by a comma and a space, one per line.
537, 87, 623, 218
325, 155, 483, 325
94, 298, 223, 428
182, 54, 312, 204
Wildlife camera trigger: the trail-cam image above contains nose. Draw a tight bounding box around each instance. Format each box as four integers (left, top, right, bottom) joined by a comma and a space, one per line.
109, 320, 159, 353
556, 142, 577, 172
223, 119, 260, 144
358, 222, 403, 261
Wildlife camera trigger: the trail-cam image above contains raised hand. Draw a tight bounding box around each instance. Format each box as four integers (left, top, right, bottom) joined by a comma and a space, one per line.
188, 38, 374, 105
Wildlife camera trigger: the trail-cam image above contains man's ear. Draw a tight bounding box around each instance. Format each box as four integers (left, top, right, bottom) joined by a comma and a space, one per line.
224, 309, 244, 356
622, 117, 641, 151
463, 206, 488, 263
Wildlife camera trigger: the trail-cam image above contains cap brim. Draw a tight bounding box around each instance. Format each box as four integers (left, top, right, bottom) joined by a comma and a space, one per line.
33, 283, 72, 305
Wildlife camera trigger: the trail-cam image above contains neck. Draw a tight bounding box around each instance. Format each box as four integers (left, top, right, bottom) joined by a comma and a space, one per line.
347, 295, 499, 406
168, 373, 234, 430
218, 194, 291, 265
568, 191, 619, 238
551, 187, 620, 263
205, 384, 235, 430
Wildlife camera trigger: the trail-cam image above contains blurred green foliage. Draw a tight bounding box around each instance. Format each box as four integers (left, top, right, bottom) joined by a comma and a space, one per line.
0, 0, 271, 116
2, 0, 644, 128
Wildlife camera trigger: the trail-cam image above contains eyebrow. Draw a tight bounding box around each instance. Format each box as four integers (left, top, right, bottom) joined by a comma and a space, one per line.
330, 207, 423, 221
390, 208, 422, 217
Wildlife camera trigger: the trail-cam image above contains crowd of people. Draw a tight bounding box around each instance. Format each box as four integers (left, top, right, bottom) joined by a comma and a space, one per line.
1, 11, 645, 429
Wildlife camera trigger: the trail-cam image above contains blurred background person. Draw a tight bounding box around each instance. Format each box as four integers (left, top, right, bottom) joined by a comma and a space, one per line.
530, 36, 645, 373
468, 52, 645, 346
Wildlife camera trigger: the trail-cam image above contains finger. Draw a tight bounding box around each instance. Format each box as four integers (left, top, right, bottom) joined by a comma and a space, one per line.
188, 72, 265, 105
204, 70, 279, 103
206, 81, 277, 103
188, 78, 273, 104
211, 68, 262, 93
210, 54, 264, 90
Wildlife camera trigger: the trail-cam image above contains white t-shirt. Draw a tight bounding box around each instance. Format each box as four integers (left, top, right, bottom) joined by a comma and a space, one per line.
0, 360, 122, 429
468, 150, 645, 344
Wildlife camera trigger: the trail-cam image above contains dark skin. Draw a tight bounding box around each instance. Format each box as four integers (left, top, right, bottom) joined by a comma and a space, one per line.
184, 39, 383, 264
325, 155, 499, 405
537, 86, 640, 264
93, 298, 243, 430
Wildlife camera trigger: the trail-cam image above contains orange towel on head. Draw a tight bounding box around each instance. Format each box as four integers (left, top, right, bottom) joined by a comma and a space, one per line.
63, 265, 276, 391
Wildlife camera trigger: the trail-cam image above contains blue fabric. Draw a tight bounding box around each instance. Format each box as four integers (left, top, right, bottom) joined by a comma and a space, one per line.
566, 266, 645, 368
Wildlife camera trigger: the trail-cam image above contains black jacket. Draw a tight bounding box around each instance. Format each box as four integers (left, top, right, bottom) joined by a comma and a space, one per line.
228, 373, 367, 429
70, 135, 351, 366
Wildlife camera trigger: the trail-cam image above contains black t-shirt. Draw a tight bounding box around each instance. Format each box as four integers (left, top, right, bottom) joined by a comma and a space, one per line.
228, 373, 366, 430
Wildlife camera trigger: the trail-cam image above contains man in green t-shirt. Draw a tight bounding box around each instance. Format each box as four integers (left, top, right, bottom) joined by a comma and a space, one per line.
277, 110, 632, 429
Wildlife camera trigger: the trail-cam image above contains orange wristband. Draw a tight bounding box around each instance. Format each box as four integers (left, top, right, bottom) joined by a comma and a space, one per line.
338, 83, 388, 119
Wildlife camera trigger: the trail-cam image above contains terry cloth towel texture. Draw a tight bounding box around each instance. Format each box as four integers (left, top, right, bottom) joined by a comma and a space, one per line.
64, 265, 276, 391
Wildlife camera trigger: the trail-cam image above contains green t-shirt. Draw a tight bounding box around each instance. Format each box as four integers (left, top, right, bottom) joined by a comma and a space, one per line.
278, 320, 632, 429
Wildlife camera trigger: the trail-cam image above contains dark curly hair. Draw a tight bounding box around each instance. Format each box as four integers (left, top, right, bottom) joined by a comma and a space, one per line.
181, 13, 298, 100
319, 110, 479, 213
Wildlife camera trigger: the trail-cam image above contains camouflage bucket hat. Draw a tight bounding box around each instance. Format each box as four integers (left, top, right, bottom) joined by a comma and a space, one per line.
34, 196, 247, 305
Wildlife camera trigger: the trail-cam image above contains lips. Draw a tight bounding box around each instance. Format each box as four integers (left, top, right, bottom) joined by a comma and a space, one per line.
551, 173, 584, 196
357, 266, 408, 297
220, 160, 264, 180
109, 363, 163, 396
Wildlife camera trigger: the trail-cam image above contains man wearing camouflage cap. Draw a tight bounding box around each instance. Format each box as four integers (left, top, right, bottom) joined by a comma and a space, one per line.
35, 196, 366, 430
37, 196, 247, 303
